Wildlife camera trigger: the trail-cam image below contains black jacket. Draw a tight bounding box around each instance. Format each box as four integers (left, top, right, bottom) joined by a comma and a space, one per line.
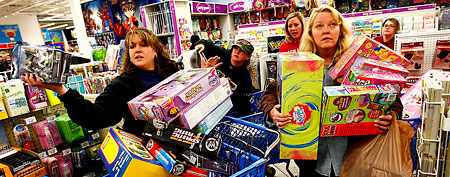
59, 64, 178, 136
192, 39, 253, 116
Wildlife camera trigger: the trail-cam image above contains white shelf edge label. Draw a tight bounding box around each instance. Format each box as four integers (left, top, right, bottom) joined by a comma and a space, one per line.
47, 148, 58, 156
46, 115, 57, 122
443, 117, 450, 131
92, 132, 100, 139
24, 116, 37, 125
62, 148, 71, 156
81, 141, 90, 148
38, 151, 48, 159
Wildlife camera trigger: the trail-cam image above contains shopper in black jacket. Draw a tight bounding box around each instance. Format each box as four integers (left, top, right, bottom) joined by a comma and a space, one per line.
191, 39, 254, 117
22, 28, 178, 136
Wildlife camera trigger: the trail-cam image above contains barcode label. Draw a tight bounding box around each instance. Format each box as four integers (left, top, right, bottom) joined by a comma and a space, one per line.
47, 148, 58, 156
62, 149, 71, 156
24, 116, 37, 125
387, 94, 397, 102
92, 133, 100, 139
46, 115, 57, 122
38, 152, 47, 159
81, 141, 89, 148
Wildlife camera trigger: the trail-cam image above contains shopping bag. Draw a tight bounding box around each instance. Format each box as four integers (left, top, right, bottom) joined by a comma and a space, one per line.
340, 115, 414, 177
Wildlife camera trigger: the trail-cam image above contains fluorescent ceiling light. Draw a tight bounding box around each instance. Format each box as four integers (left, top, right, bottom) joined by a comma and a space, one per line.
47, 24, 68, 30
40, 23, 56, 28
43, 8, 59, 14
39, 18, 72, 22
65, 26, 74, 29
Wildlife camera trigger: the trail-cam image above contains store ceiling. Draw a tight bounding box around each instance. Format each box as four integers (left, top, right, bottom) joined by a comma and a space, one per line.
0, 0, 79, 30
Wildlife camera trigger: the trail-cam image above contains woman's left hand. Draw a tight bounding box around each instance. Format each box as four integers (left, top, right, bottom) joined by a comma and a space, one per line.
374, 111, 396, 133
201, 56, 222, 68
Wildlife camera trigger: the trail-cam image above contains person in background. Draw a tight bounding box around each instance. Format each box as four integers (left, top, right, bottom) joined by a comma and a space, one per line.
192, 39, 254, 117
262, 6, 402, 177
190, 34, 201, 47
279, 12, 306, 52
374, 18, 400, 50
22, 28, 178, 136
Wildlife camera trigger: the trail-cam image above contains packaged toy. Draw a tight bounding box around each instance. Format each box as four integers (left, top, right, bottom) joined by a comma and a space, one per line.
433, 40, 450, 69
32, 120, 56, 150
194, 98, 232, 134
401, 42, 424, 71
343, 69, 407, 89
350, 56, 409, 77
321, 84, 397, 137
1, 81, 30, 117
0, 91, 8, 120
329, 34, 410, 79
277, 52, 324, 160
24, 85, 50, 111
56, 114, 85, 144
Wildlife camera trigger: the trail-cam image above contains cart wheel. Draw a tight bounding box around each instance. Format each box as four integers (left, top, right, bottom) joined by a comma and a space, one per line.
266, 165, 276, 177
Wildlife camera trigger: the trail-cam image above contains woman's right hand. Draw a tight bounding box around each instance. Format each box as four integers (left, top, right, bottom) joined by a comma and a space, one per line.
21, 73, 68, 95
270, 104, 292, 129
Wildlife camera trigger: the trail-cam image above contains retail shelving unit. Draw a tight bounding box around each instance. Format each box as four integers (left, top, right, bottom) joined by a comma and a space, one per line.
190, 2, 231, 42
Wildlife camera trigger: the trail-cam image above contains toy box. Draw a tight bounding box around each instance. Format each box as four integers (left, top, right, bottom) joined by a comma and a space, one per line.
194, 97, 232, 134
0, 91, 8, 120
99, 128, 175, 177
277, 52, 324, 160
45, 89, 61, 106
350, 57, 409, 77
343, 69, 407, 89
321, 84, 398, 137
433, 40, 450, 69
24, 85, 50, 111
129, 68, 231, 129
401, 42, 424, 71
1, 81, 30, 117
329, 34, 410, 79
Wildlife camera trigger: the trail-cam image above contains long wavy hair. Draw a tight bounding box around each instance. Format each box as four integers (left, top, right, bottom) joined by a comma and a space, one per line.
299, 6, 353, 61
284, 12, 306, 43
121, 27, 174, 75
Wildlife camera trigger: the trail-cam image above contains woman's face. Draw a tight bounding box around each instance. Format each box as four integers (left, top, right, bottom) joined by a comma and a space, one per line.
288, 17, 303, 41
311, 12, 341, 52
128, 34, 156, 70
382, 20, 397, 36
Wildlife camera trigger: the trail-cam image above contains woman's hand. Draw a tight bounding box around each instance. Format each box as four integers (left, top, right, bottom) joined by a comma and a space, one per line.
270, 104, 292, 129
201, 56, 222, 68
21, 73, 68, 95
374, 111, 395, 134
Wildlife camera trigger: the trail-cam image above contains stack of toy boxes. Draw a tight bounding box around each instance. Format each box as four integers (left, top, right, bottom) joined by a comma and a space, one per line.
128, 68, 232, 130
99, 128, 174, 177
321, 84, 398, 137
277, 52, 324, 160
329, 34, 410, 80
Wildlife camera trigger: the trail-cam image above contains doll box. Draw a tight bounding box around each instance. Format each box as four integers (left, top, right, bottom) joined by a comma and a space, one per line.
321, 84, 397, 137
99, 128, 175, 177
329, 34, 410, 79
128, 68, 221, 123
277, 52, 324, 160
350, 57, 409, 77
343, 69, 407, 89
24, 85, 50, 111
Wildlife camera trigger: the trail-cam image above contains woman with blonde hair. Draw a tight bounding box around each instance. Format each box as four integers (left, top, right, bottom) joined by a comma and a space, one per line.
279, 12, 306, 52
262, 6, 401, 176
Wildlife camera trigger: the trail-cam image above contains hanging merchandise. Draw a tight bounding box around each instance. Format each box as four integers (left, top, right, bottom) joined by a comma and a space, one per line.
401, 42, 425, 71
1, 81, 30, 117
32, 121, 56, 150
292, 0, 311, 10
386, 0, 398, 8
24, 85, 50, 111
253, 0, 267, 11
337, 0, 351, 13
56, 114, 85, 144
42, 156, 60, 177
433, 40, 450, 69
371, 0, 387, 10
13, 124, 35, 151
314, 0, 335, 8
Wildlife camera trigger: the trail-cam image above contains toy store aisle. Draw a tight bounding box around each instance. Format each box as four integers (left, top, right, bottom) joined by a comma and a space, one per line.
270, 160, 300, 177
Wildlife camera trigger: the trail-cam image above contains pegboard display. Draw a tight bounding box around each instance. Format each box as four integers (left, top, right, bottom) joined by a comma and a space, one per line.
394, 30, 450, 76
2, 103, 67, 153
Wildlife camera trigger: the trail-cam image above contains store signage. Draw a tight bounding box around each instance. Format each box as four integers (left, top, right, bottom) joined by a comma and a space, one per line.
342, 4, 435, 18
228, 1, 245, 13
193, 2, 214, 14
214, 4, 227, 14
268, 35, 286, 53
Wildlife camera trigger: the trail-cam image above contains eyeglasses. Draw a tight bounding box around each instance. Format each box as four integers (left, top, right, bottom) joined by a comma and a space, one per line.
313, 23, 340, 31
383, 25, 396, 28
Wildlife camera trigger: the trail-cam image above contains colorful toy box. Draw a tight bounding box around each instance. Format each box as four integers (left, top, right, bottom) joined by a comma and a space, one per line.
321, 84, 398, 137
24, 85, 50, 111
350, 57, 409, 78
0, 91, 8, 120
1, 81, 30, 117
194, 97, 232, 134
45, 89, 61, 106
128, 68, 232, 129
329, 34, 410, 79
99, 128, 176, 177
277, 52, 324, 160
343, 69, 407, 89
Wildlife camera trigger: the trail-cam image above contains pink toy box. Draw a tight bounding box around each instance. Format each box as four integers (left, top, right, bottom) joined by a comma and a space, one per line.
329, 34, 410, 79
433, 40, 450, 69
401, 42, 424, 71
350, 57, 409, 78
128, 68, 232, 129
343, 69, 407, 89
24, 85, 50, 111
321, 84, 398, 137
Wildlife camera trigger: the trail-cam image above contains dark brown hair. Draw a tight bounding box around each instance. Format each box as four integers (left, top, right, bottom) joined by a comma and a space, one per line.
382, 18, 401, 33
121, 27, 174, 75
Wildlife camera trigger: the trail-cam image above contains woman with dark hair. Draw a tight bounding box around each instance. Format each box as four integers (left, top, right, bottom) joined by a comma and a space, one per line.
279, 12, 306, 52
374, 18, 400, 50
22, 28, 178, 136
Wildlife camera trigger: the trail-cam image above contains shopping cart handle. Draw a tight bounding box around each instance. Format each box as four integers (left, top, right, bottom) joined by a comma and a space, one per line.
225, 116, 266, 131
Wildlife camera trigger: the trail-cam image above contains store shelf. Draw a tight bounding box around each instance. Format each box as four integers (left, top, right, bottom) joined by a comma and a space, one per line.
238, 20, 285, 29
155, 33, 175, 37
342, 4, 436, 18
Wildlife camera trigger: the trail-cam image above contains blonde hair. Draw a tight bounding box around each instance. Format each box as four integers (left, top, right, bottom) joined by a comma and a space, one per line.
284, 12, 306, 43
299, 6, 353, 60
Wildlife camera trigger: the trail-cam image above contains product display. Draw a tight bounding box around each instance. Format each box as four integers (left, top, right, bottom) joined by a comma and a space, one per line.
433, 40, 450, 69
401, 42, 425, 71
277, 52, 324, 160
349, 57, 409, 78
0, 147, 46, 177
24, 85, 50, 111
56, 114, 85, 144
1, 81, 30, 117
321, 84, 397, 137
343, 69, 407, 89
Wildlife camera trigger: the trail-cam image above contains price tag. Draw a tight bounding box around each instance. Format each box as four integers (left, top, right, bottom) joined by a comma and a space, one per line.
47, 148, 58, 156
92, 132, 100, 139
38, 152, 48, 159
62, 149, 71, 156
24, 116, 37, 125
46, 115, 57, 122
81, 141, 90, 148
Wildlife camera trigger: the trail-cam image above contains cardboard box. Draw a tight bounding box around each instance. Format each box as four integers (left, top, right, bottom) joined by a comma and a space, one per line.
0, 91, 9, 120
277, 52, 324, 160
1, 81, 30, 117
343, 69, 407, 89
321, 85, 397, 137
128, 68, 221, 123
24, 85, 50, 111
350, 57, 409, 77
194, 97, 232, 134
99, 128, 175, 177
329, 34, 410, 79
